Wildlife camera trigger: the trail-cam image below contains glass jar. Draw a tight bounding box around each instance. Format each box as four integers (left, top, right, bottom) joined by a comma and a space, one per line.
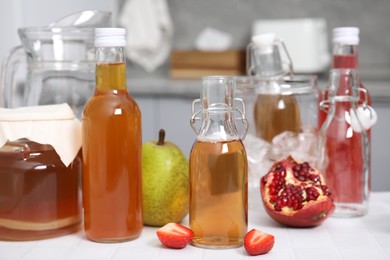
0, 104, 82, 241
189, 76, 248, 249
236, 75, 322, 210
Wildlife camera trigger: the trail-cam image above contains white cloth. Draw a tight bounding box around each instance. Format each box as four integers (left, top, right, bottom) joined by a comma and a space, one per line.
195, 27, 232, 51
119, 0, 173, 72
0, 103, 81, 167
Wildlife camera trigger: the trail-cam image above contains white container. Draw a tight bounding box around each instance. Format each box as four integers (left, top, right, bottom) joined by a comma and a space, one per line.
252, 18, 330, 73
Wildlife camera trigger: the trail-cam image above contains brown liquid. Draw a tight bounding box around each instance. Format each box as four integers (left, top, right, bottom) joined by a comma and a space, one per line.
189, 140, 247, 248
0, 139, 81, 241
254, 94, 302, 142
82, 62, 143, 242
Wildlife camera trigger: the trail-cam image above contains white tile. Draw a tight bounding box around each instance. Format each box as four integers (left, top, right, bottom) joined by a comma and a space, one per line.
331, 234, 376, 248
76, 237, 122, 249
34, 234, 81, 247
270, 231, 290, 253
287, 227, 332, 249
0, 246, 30, 259
365, 225, 390, 235
362, 214, 390, 235
339, 247, 387, 260
372, 234, 390, 248
67, 245, 114, 260
324, 218, 366, 235
294, 248, 339, 260
0, 241, 37, 248
383, 247, 390, 259
111, 247, 157, 259
242, 250, 291, 260
363, 214, 390, 226
21, 247, 68, 260
367, 203, 390, 214
156, 246, 204, 260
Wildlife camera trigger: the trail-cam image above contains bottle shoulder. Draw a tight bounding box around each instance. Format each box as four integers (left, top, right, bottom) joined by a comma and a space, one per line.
83, 90, 141, 118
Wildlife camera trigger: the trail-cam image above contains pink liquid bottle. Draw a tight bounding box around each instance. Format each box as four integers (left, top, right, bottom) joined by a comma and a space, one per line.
319, 28, 377, 217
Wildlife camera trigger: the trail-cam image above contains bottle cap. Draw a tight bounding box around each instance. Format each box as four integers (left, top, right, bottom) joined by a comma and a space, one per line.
251, 33, 275, 55
333, 27, 359, 45
95, 28, 126, 47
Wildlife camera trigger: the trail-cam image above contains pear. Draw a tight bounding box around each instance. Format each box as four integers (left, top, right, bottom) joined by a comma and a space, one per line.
142, 129, 189, 227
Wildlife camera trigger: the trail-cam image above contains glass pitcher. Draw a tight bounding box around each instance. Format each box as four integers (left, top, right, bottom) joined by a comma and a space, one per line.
0, 11, 111, 118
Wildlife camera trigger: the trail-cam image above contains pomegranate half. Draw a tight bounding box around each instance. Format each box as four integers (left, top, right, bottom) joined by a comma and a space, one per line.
260, 156, 335, 227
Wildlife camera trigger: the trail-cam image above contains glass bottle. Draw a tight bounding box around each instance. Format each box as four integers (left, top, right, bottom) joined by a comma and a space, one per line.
82, 28, 143, 242
319, 69, 370, 217
189, 76, 248, 249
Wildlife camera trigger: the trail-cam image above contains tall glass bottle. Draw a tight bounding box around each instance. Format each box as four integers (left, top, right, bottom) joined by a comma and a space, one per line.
319, 27, 377, 217
189, 76, 248, 249
82, 28, 143, 242
320, 69, 370, 217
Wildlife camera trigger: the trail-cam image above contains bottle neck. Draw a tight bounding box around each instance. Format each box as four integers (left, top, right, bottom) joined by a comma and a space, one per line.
95, 46, 127, 91
198, 110, 239, 141
332, 43, 359, 69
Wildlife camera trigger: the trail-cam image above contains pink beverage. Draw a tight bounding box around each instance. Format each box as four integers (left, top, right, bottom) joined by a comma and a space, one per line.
321, 66, 370, 218
319, 28, 371, 215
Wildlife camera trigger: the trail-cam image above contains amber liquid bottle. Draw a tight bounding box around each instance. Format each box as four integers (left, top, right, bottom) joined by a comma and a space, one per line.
82, 28, 143, 242
190, 76, 248, 249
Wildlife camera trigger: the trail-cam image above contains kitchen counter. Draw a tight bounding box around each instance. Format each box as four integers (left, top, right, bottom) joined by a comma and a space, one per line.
127, 77, 390, 102
1, 192, 389, 260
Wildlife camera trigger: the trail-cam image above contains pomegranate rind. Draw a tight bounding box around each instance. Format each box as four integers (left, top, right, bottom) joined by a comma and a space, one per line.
260, 157, 335, 227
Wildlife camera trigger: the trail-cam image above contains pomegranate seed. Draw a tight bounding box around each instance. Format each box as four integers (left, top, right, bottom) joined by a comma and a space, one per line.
305, 187, 320, 201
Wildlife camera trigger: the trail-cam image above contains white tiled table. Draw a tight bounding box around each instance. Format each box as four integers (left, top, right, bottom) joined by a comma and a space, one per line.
1, 192, 389, 260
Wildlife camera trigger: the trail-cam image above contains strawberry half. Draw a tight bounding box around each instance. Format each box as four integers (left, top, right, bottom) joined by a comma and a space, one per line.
244, 229, 275, 256
156, 223, 194, 249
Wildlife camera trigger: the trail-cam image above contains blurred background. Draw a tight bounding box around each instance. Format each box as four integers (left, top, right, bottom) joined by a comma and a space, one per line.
0, 0, 389, 191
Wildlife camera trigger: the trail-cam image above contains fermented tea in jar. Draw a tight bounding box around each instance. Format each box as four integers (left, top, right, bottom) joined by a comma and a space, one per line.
0, 104, 82, 241
238, 33, 322, 210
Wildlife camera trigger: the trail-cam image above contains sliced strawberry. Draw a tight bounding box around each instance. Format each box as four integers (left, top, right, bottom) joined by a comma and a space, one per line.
244, 229, 275, 256
156, 223, 194, 249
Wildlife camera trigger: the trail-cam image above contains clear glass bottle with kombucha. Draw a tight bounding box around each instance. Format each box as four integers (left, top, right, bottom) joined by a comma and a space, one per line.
82, 28, 143, 242
189, 76, 248, 249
